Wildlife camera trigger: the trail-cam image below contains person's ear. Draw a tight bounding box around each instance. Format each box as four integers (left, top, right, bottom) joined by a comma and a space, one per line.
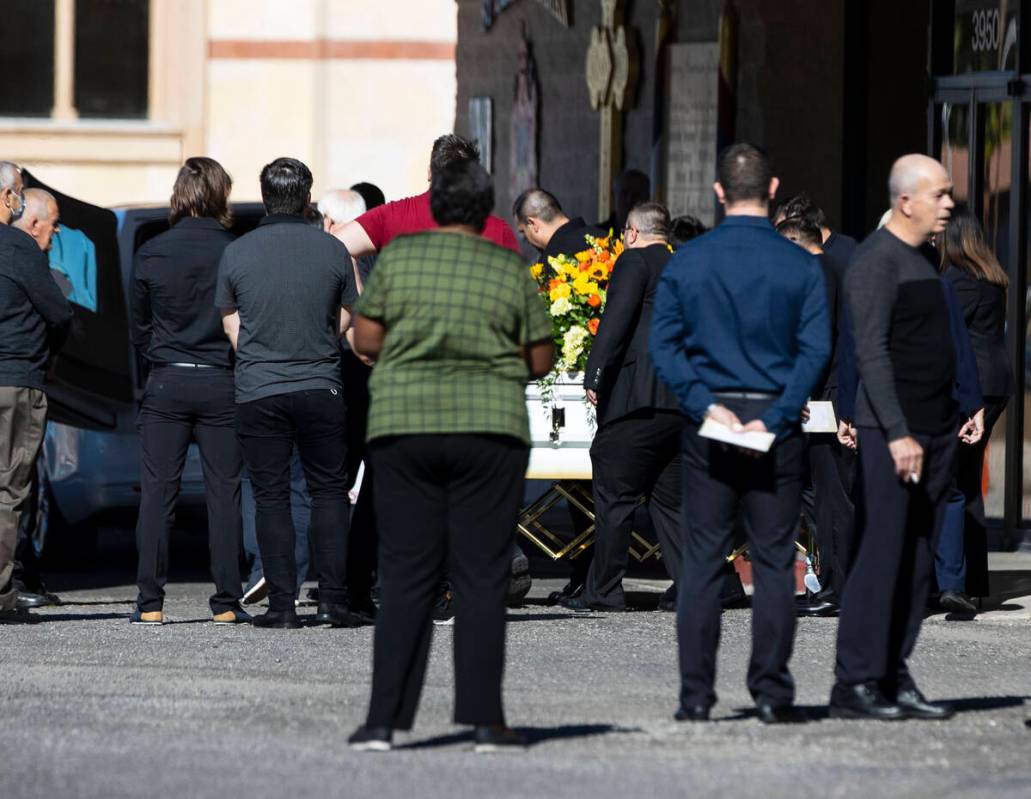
713, 181, 727, 206
768, 176, 780, 201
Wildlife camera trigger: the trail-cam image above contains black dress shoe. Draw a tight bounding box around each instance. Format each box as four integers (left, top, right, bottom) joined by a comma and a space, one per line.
896, 687, 955, 720
348, 597, 378, 625
546, 580, 584, 605
939, 591, 977, 614
557, 595, 625, 613
796, 599, 839, 617
348, 725, 392, 752
313, 602, 364, 628
473, 725, 526, 753
0, 608, 40, 625
251, 609, 302, 629
16, 590, 61, 609
756, 703, 807, 724
829, 681, 906, 720
674, 704, 712, 722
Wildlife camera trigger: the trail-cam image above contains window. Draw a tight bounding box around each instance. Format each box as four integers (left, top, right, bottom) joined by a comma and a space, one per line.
74, 0, 149, 119
0, 1, 55, 117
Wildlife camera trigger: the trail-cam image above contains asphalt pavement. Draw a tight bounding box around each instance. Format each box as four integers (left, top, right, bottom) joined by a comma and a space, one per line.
2, 542, 1030, 799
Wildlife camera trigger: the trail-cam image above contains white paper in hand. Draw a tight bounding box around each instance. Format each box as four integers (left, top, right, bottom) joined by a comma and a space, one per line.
698, 418, 775, 453
802, 401, 838, 434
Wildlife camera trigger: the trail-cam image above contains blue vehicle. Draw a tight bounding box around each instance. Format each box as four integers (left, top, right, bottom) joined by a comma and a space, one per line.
23, 170, 264, 555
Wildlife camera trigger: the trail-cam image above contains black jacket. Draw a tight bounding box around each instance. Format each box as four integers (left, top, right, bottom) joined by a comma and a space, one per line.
943, 263, 1013, 397
542, 217, 605, 272
585, 243, 678, 425
0, 224, 73, 390
814, 253, 840, 397
132, 217, 236, 368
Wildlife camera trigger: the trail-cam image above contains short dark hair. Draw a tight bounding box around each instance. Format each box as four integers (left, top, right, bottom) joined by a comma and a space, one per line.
716, 143, 773, 205
670, 214, 707, 247
430, 159, 494, 233
350, 181, 385, 210
259, 157, 313, 216
303, 204, 324, 228
775, 216, 822, 249
626, 202, 671, 240
512, 188, 562, 225
774, 192, 827, 228
430, 134, 480, 177
169, 157, 233, 228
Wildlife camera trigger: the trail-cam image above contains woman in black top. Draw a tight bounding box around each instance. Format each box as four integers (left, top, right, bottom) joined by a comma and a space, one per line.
130, 157, 248, 625
935, 207, 1012, 610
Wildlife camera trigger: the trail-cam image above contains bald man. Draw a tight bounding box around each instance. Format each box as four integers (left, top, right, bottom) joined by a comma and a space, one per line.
14, 189, 60, 253
831, 154, 961, 721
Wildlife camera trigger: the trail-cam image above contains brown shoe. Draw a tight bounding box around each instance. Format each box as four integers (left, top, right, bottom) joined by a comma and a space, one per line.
212, 608, 252, 625
130, 609, 164, 625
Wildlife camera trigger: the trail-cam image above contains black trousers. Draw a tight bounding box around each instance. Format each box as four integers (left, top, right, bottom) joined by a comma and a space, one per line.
135, 367, 243, 614
583, 409, 684, 608
835, 425, 957, 691
808, 432, 856, 599
341, 350, 377, 601
236, 388, 350, 613
366, 434, 528, 730
678, 397, 804, 709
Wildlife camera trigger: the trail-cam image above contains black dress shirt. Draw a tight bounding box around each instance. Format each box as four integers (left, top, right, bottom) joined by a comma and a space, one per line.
542, 217, 605, 269
132, 216, 236, 368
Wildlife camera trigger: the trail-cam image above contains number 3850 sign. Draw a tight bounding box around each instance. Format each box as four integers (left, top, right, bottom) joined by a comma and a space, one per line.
954, 1, 1018, 74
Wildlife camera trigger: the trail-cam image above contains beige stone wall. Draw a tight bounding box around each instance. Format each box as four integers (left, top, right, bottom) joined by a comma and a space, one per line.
3, 0, 457, 209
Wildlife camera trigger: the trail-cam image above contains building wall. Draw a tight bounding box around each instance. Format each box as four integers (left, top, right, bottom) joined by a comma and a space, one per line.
3, 0, 457, 208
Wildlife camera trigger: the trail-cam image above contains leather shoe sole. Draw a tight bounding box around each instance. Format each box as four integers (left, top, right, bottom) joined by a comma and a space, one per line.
796, 600, 839, 618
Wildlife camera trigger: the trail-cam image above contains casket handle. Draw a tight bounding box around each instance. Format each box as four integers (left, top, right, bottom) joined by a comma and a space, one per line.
550, 406, 566, 443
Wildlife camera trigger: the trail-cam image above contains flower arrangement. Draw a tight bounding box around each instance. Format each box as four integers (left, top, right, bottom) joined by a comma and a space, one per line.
529, 232, 624, 379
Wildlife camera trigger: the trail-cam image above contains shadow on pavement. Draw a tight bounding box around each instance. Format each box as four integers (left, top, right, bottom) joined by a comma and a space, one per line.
724, 695, 1028, 722
398, 723, 638, 750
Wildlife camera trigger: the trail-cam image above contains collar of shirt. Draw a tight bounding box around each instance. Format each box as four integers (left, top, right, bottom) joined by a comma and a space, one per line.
258, 214, 309, 227
719, 214, 774, 230
173, 217, 227, 232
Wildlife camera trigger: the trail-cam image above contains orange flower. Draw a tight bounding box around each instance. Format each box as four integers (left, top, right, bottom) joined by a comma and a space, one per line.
587, 294, 602, 308
598, 251, 611, 263
588, 318, 600, 335
548, 278, 563, 290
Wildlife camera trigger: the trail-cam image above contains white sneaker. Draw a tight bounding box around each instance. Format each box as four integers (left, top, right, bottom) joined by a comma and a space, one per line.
242, 577, 267, 605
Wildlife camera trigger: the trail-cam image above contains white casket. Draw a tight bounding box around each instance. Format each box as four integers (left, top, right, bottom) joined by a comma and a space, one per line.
525, 372, 595, 480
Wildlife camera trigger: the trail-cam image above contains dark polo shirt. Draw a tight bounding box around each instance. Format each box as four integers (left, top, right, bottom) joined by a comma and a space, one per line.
215, 214, 358, 403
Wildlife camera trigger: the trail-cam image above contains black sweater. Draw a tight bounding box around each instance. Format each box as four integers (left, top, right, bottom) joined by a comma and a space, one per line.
845, 228, 957, 439
0, 224, 73, 390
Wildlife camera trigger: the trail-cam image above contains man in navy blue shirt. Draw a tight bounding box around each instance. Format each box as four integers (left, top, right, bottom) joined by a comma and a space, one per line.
650, 143, 830, 724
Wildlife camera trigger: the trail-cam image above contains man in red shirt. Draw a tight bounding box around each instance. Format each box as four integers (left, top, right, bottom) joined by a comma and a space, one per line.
334, 135, 520, 269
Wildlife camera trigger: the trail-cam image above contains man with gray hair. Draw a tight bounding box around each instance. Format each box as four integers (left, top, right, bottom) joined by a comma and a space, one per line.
512, 188, 603, 273
559, 202, 685, 612
318, 189, 366, 236
0, 160, 25, 226
831, 154, 961, 720
14, 188, 60, 254
1, 170, 73, 623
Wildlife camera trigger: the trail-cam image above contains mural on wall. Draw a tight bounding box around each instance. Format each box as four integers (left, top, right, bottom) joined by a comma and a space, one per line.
482, 0, 570, 31
509, 27, 540, 210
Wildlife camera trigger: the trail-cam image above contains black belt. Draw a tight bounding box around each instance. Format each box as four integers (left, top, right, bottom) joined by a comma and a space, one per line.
158, 362, 232, 370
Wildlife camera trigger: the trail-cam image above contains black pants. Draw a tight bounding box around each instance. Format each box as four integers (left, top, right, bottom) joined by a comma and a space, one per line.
366, 434, 528, 730
342, 350, 377, 601
808, 432, 856, 600
135, 367, 243, 614
835, 425, 957, 691
678, 397, 804, 709
583, 410, 684, 608
236, 388, 350, 613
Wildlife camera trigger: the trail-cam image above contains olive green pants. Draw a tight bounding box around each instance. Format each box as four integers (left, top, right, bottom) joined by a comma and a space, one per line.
0, 387, 47, 611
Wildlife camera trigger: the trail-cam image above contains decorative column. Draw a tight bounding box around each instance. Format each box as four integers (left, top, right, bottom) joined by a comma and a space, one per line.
52, 0, 78, 120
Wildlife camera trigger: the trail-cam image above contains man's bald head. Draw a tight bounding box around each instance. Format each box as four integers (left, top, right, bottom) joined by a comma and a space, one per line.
884, 153, 954, 243
15, 188, 60, 251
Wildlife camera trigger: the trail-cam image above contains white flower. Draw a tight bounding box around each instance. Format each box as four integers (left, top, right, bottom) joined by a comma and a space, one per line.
561, 325, 589, 365
549, 297, 573, 316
